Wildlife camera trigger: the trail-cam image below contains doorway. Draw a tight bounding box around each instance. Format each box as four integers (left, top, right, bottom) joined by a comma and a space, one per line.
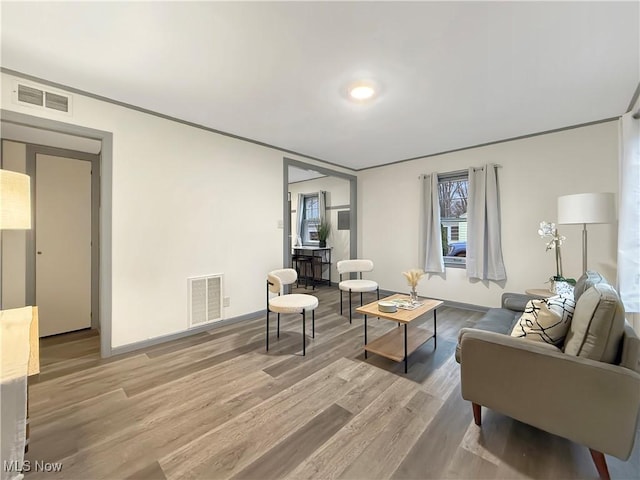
34, 152, 93, 336
283, 158, 358, 281
1, 108, 113, 357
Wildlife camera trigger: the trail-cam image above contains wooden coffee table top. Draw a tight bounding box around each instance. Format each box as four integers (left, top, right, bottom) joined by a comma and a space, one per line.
356, 294, 443, 324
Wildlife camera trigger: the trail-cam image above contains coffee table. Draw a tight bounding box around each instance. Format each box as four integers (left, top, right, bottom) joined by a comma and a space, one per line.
356, 294, 443, 373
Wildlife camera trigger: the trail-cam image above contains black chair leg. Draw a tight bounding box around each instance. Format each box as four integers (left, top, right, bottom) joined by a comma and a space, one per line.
349, 290, 353, 324
266, 309, 269, 351
302, 310, 306, 356
277, 313, 280, 338
312, 309, 315, 338
340, 290, 343, 315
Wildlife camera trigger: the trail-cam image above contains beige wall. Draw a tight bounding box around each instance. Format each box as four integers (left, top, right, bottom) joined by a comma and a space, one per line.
1, 140, 28, 308
1, 72, 354, 349
289, 175, 351, 282
358, 121, 619, 308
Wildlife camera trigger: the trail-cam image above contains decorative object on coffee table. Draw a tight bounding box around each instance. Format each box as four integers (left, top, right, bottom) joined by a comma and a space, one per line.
402, 268, 425, 304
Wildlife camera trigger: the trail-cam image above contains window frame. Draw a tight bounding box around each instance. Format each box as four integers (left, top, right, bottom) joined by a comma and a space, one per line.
437, 171, 469, 268
301, 193, 320, 246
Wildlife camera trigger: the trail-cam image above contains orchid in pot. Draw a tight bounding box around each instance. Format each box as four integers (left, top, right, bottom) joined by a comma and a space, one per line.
538, 221, 575, 293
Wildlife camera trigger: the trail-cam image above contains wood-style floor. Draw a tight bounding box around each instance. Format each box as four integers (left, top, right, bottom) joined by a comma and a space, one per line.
26, 286, 639, 479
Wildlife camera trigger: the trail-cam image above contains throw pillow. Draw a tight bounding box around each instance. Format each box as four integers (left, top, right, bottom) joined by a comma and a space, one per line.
510, 296, 576, 346
552, 280, 575, 298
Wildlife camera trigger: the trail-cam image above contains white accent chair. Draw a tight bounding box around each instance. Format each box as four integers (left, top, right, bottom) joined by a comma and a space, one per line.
266, 268, 319, 356
337, 259, 379, 323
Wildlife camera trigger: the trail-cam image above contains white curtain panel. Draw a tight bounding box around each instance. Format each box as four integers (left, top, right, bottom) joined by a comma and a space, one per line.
618, 112, 640, 313
419, 174, 444, 273
318, 190, 327, 224
296, 194, 304, 244
467, 165, 506, 281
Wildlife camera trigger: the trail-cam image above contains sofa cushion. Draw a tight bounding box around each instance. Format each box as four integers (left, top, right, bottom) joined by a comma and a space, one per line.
563, 283, 625, 363
510, 296, 576, 347
573, 270, 607, 302
475, 308, 520, 335
455, 308, 519, 362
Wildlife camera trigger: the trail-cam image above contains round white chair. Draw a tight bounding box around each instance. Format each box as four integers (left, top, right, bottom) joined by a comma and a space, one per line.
337, 259, 379, 324
266, 268, 318, 355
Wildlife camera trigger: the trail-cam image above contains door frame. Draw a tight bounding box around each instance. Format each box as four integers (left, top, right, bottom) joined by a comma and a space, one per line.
283, 158, 358, 276
1, 109, 113, 357
27, 146, 100, 333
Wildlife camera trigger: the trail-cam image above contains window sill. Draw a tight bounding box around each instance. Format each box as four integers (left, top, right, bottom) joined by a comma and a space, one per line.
444, 257, 466, 269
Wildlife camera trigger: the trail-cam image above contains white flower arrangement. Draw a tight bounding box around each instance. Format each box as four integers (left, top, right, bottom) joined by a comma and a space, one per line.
538, 221, 566, 280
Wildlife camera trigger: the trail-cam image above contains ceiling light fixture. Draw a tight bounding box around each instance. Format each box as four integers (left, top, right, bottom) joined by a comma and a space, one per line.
348, 82, 376, 101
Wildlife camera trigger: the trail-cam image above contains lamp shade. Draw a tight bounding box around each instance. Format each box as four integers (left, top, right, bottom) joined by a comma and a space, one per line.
557, 192, 615, 225
0, 169, 32, 230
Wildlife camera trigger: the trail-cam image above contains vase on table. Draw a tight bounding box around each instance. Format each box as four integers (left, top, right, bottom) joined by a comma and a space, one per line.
409, 288, 418, 304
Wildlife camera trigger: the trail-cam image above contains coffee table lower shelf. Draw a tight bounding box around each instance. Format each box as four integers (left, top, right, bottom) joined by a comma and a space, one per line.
364, 327, 434, 362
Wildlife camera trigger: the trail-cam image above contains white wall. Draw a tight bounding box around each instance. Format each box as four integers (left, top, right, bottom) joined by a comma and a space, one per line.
288, 175, 351, 282
359, 122, 619, 308
1, 72, 354, 349
1, 140, 27, 308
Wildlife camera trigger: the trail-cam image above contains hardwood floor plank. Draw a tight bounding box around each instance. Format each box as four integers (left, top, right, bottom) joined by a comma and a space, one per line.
442, 446, 499, 479
391, 383, 471, 479
231, 403, 353, 480
159, 358, 355, 479
123, 338, 266, 397
126, 461, 168, 480
285, 377, 418, 479
338, 389, 443, 479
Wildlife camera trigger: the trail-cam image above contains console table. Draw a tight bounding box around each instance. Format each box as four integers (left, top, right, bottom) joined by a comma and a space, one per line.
292, 246, 331, 288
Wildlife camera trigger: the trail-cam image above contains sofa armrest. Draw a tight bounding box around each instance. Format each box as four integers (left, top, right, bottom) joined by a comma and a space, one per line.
459, 329, 640, 460
501, 293, 535, 312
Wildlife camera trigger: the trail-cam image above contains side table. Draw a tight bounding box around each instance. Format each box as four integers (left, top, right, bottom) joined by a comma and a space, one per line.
525, 288, 554, 298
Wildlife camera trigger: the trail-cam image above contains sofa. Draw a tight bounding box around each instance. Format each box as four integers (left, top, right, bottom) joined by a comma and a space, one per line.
456, 271, 640, 479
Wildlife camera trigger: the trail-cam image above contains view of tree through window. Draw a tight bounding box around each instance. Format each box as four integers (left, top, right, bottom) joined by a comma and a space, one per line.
438, 173, 468, 265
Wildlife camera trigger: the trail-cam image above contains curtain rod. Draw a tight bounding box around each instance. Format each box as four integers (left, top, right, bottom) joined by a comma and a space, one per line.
418, 164, 502, 179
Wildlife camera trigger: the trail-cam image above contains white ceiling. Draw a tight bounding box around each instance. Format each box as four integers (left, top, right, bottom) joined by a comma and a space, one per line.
1, 2, 638, 170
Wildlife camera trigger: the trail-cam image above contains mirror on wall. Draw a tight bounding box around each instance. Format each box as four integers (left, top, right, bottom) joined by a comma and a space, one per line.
287, 165, 351, 285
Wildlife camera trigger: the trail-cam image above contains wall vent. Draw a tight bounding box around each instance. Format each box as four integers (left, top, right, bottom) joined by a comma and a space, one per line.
14, 81, 72, 115
188, 274, 223, 328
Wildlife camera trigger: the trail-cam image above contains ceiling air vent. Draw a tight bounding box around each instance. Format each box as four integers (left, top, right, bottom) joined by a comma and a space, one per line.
14, 82, 72, 115
17, 84, 44, 106
45, 92, 69, 112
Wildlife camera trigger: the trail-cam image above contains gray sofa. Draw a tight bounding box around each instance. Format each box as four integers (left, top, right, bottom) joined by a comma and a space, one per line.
456, 271, 640, 479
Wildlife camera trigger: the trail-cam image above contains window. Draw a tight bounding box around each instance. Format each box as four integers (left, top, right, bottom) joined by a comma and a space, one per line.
301, 194, 319, 245
438, 172, 468, 267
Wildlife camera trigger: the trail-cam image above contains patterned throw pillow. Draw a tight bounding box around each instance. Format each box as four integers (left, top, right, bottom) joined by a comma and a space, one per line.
552, 281, 575, 298
510, 296, 576, 346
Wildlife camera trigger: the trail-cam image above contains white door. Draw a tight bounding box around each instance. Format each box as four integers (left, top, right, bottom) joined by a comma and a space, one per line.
36, 154, 92, 337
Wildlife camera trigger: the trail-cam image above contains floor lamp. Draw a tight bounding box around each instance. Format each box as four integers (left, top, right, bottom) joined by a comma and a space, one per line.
1, 168, 33, 477
557, 192, 615, 274
0, 169, 32, 230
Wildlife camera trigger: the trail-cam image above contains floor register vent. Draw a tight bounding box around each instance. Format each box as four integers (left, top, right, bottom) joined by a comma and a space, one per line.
188, 274, 223, 327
